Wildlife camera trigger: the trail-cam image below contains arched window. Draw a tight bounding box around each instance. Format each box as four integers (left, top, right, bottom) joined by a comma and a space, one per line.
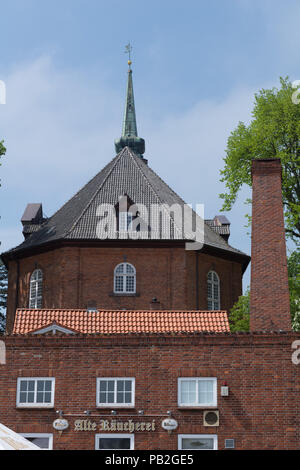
29, 269, 43, 309
207, 271, 220, 310
114, 263, 136, 294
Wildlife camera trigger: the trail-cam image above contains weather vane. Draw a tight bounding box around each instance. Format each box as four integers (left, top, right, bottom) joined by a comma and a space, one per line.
125, 43, 133, 68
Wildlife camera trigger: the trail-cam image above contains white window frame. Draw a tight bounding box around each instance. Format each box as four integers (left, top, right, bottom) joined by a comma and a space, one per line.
207, 271, 220, 310
20, 433, 53, 450
17, 378, 55, 408
178, 378, 217, 408
114, 263, 136, 294
29, 269, 43, 309
95, 434, 134, 450
96, 378, 135, 408
178, 434, 218, 451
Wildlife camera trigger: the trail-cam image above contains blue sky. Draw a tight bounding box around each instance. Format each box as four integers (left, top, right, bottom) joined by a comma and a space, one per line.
1, 0, 299, 290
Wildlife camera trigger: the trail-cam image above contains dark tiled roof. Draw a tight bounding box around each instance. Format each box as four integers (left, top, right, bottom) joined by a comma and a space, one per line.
3, 147, 249, 259
13, 309, 230, 334
22, 224, 42, 235
205, 220, 231, 236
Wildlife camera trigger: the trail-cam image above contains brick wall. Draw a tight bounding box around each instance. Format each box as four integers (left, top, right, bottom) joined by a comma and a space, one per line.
0, 334, 299, 450
6, 246, 244, 333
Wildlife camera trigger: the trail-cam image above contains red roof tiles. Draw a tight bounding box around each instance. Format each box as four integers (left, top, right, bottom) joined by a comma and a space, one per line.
13, 309, 230, 335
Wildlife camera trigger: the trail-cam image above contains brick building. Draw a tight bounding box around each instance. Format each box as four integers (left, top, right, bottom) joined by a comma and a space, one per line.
0, 62, 299, 451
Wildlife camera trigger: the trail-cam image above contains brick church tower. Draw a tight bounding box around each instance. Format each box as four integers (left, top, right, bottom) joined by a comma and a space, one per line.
2, 61, 250, 334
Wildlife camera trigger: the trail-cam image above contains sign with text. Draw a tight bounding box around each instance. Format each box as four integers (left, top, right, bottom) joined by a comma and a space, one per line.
74, 419, 156, 433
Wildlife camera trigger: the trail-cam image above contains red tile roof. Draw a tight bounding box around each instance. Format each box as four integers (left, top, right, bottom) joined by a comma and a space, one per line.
13, 309, 230, 335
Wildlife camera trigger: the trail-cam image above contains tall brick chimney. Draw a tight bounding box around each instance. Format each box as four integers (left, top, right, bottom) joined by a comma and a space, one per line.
250, 159, 291, 332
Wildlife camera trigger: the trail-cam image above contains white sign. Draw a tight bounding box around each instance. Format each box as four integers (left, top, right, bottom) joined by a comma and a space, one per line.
53, 419, 69, 431
162, 418, 178, 431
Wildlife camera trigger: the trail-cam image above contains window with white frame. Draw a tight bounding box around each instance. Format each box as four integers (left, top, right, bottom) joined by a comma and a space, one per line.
207, 271, 220, 310
97, 378, 135, 408
95, 434, 134, 450
119, 211, 134, 232
178, 378, 217, 407
114, 263, 136, 294
178, 435, 218, 450
29, 269, 43, 309
17, 378, 55, 408
20, 434, 53, 450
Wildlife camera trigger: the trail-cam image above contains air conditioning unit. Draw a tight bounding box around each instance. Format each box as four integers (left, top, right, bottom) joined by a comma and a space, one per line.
203, 410, 219, 427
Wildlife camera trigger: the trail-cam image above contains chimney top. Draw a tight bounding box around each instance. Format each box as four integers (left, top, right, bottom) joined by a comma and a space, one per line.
21, 203, 43, 226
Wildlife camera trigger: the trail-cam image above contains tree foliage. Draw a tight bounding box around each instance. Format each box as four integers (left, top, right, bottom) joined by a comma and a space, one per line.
229, 251, 300, 332
220, 77, 300, 244
228, 288, 250, 333
288, 249, 300, 330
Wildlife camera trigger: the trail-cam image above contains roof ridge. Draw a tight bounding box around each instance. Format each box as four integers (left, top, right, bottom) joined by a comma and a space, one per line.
127, 148, 186, 237
126, 148, 162, 203
48, 157, 119, 232
130, 149, 238, 247
65, 149, 126, 237
16, 308, 228, 314
17, 155, 121, 249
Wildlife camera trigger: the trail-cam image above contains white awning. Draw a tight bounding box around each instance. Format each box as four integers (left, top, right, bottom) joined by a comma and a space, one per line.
0, 424, 40, 450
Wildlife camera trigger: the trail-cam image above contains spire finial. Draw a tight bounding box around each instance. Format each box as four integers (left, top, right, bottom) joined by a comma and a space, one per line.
114, 44, 146, 157
125, 43, 133, 69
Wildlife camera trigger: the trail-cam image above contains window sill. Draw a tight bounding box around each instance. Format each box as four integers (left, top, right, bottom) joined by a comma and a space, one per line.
178, 406, 218, 410
96, 405, 136, 409
109, 293, 140, 298
17, 405, 55, 410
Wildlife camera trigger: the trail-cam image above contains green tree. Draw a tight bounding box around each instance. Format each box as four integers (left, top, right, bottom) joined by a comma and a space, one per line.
229, 288, 250, 332
0, 140, 5, 157
288, 250, 300, 330
0, 262, 7, 332
220, 77, 300, 244
229, 251, 300, 332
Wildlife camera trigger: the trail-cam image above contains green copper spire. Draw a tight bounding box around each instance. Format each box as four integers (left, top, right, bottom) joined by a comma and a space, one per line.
115, 45, 145, 156
122, 66, 138, 137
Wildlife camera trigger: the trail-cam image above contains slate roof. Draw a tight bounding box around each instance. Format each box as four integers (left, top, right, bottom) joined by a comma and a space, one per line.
13, 309, 230, 335
3, 146, 249, 260
205, 220, 231, 236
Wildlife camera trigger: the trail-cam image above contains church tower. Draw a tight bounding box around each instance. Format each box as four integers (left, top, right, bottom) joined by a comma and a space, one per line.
2, 53, 250, 334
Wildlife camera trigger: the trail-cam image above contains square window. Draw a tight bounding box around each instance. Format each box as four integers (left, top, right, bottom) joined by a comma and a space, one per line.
97, 378, 135, 408
178, 378, 217, 407
178, 435, 218, 450
17, 378, 55, 408
96, 434, 134, 450
21, 434, 53, 450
